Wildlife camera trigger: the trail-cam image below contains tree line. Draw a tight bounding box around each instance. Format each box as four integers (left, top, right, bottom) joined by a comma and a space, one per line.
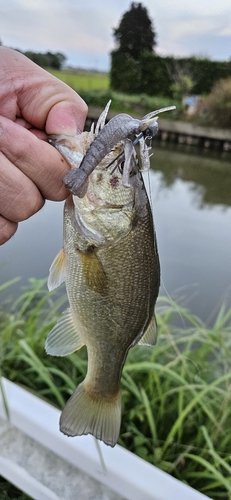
0, 37, 66, 70
111, 51, 231, 98
2, 2, 231, 98
22, 51, 66, 69
26, 50, 66, 71
110, 3, 231, 98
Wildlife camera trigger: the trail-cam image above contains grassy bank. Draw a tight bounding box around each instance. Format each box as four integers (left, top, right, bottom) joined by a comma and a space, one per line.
48, 67, 182, 119
1, 278, 231, 498
48, 68, 109, 91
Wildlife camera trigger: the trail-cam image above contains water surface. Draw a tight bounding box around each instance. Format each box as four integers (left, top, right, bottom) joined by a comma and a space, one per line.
149, 145, 231, 321
1, 145, 231, 323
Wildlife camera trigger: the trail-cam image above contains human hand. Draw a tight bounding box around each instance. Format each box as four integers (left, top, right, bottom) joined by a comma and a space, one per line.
0, 47, 88, 244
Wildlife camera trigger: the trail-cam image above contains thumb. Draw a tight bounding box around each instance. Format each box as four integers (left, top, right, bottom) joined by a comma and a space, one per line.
45, 99, 88, 136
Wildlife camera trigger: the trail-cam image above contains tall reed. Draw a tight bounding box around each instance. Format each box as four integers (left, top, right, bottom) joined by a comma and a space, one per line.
1, 279, 231, 498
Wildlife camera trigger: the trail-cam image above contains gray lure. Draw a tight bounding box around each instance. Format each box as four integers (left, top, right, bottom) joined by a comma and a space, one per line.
52, 105, 176, 198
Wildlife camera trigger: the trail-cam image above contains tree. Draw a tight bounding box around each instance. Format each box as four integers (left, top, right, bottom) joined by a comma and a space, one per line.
23, 50, 66, 69
110, 51, 142, 93
110, 3, 157, 93
113, 2, 156, 61
44, 52, 67, 69
53, 52, 67, 69
165, 59, 194, 100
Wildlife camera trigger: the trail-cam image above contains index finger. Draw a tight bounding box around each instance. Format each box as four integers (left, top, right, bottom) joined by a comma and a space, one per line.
0, 115, 70, 201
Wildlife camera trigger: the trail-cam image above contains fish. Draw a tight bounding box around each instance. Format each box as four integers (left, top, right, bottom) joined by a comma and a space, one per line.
46, 103, 174, 447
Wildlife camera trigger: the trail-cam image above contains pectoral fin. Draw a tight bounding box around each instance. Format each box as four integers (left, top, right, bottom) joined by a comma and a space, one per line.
45, 309, 85, 356
80, 250, 107, 294
138, 314, 158, 346
47, 248, 66, 291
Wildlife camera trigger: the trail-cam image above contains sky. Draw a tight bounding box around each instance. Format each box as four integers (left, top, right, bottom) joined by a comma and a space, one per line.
1, 0, 231, 71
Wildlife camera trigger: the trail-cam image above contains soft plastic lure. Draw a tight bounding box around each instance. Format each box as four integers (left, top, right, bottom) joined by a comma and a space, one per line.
60, 105, 176, 197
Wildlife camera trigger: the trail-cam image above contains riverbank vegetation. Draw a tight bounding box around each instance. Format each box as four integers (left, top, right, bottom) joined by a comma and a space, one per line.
1, 278, 231, 499
47, 67, 231, 130
47, 67, 183, 119
48, 68, 109, 91
192, 77, 231, 129
110, 3, 231, 100
8, 0, 231, 130
8, 1, 231, 130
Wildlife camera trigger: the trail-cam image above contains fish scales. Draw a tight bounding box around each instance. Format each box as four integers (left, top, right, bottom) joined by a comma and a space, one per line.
63, 177, 158, 384
46, 103, 167, 447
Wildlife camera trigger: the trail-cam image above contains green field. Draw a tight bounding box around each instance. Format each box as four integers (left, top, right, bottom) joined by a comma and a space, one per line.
47, 68, 182, 119
48, 68, 109, 91
1, 278, 231, 499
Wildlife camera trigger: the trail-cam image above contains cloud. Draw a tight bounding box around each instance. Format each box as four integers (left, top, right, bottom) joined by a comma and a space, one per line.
2, 0, 115, 62
1, 0, 231, 70
154, 0, 231, 17
155, 5, 231, 60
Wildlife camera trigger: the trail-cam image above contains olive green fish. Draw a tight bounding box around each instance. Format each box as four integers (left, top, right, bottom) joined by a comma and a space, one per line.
46, 103, 163, 447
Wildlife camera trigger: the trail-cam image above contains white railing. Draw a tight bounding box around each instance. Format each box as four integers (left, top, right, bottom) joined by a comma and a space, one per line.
0, 378, 209, 500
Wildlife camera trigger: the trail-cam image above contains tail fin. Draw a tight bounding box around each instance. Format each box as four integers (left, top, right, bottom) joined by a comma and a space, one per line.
60, 382, 121, 447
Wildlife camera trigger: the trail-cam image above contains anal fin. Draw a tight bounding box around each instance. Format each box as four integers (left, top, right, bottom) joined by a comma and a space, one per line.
45, 309, 85, 356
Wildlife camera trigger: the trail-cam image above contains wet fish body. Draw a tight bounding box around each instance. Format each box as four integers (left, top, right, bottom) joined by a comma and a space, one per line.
46, 104, 162, 446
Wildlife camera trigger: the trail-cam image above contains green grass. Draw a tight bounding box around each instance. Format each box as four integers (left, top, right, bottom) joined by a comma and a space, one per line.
0, 476, 31, 499
47, 68, 182, 119
48, 68, 109, 91
1, 279, 231, 498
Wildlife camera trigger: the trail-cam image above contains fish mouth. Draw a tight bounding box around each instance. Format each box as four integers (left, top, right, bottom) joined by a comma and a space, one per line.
48, 136, 57, 146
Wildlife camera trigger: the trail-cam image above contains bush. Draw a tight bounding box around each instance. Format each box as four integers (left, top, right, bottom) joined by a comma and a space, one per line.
110, 52, 231, 98
79, 88, 181, 119
110, 51, 142, 94
195, 78, 231, 128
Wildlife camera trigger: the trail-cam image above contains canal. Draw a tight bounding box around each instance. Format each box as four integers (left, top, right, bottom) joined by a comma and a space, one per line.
1, 143, 231, 324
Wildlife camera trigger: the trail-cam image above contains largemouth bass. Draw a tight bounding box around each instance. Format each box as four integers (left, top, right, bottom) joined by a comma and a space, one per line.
46, 103, 174, 447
